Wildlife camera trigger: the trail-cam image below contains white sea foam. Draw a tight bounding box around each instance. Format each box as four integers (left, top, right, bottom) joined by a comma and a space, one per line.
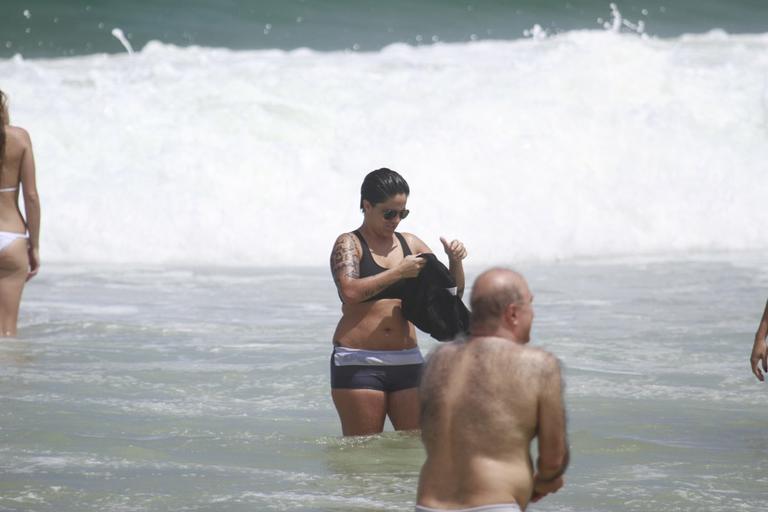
1, 30, 767, 265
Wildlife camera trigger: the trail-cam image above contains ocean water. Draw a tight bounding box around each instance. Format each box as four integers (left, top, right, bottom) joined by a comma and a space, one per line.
1, 1, 768, 511
1, 255, 767, 511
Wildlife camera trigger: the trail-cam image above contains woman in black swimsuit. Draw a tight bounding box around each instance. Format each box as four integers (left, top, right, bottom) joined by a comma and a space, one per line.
329, 168, 467, 436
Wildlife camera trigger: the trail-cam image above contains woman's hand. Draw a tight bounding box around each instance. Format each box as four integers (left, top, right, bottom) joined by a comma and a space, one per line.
531, 475, 564, 503
440, 237, 467, 263
750, 337, 767, 382
27, 246, 39, 281
398, 254, 426, 279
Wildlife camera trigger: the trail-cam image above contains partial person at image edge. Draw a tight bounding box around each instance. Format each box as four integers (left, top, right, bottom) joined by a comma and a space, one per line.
750, 298, 768, 381
0, 90, 41, 337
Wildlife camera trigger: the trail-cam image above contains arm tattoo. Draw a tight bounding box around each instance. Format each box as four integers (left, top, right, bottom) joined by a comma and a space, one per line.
330, 234, 359, 290
330, 233, 397, 300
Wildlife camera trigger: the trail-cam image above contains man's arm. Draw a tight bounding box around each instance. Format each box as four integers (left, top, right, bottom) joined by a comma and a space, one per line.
532, 352, 569, 502
750, 299, 768, 381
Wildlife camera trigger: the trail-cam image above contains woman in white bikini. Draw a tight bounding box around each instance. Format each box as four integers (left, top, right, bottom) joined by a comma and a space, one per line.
0, 90, 41, 336
329, 168, 467, 436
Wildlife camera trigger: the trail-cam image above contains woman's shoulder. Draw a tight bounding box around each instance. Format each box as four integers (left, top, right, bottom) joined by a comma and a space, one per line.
6, 125, 32, 146
334, 231, 360, 242
399, 232, 431, 253
332, 231, 362, 251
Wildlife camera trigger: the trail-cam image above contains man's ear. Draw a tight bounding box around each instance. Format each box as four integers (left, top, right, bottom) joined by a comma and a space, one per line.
504, 302, 518, 327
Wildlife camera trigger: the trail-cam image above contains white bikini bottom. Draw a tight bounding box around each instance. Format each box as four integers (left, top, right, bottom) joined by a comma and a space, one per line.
0, 231, 27, 253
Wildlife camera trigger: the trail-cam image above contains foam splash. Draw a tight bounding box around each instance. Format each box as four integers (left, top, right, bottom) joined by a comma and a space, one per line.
110, 28, 134, 55
1, 29, 767, 266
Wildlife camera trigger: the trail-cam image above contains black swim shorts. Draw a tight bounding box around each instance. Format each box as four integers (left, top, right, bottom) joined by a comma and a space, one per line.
330, 347, 423, 392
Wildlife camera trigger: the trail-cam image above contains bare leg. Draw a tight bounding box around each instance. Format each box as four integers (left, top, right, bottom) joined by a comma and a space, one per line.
331, 388, 388, 436
387, 387, 420, 431
0, 239, 29, 337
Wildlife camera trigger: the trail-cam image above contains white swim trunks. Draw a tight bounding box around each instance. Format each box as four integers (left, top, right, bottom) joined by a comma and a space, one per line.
415, 504, 521, 512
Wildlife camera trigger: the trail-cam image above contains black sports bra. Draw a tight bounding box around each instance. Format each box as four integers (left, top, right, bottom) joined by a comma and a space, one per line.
352, 229, 412, 302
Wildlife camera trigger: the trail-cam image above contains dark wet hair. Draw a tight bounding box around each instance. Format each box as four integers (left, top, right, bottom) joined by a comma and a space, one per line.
0, 90, 6, 168
359, 168, 410, 211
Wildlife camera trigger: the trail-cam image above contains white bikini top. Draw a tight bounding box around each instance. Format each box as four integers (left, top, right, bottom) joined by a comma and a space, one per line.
0, 187, 18, 192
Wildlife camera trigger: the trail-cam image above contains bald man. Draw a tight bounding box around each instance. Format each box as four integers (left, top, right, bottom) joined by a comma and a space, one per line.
416, 268, 569, 512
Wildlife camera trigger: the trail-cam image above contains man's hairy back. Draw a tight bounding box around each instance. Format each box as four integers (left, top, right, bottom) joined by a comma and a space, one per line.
418, 336, 560, 507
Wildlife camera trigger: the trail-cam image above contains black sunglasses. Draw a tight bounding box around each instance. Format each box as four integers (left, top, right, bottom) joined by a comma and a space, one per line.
382, 208, 410, 220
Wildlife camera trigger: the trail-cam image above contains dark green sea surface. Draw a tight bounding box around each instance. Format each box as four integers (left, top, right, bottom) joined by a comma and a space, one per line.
1, 0, 767, 59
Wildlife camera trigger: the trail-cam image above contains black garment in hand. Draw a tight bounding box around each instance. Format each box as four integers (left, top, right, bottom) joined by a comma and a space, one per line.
401, 253, 470, 341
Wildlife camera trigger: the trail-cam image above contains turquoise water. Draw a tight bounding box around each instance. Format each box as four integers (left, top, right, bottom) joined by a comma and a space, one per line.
2, 0, 768, 58
1, 255, 766, 511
